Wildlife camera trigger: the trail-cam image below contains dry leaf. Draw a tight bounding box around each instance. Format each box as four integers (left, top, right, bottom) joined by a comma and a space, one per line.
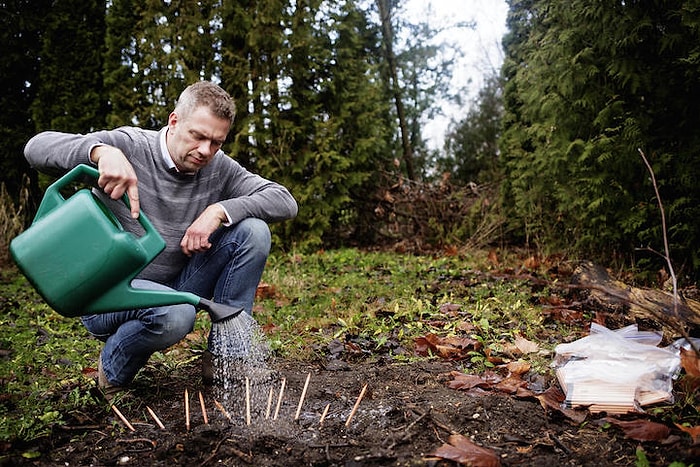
675, 423, 700, 444
535, 386, 587, 424
432, 433, 501, 467
494, 375, 528, 394
414, 333, 479, 359
514, 336, 539, 354
604, 418, 671, 442
680, 348, 700, 377
448, 371, 502, 391
505, 361, 531, 375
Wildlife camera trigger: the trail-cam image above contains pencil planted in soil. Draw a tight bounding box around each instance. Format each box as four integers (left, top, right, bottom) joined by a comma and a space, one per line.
111, 404, 135, 432
273, 378, 286, 420
146, 406, 166, 430
295, 372, 311, 420
345, 383, 368, 427
319, 403, 330, 426
198, 391, 208, 425
245, 376, 251, 426
214, 399, 233, 422
265, 386, 274, 420
184, 388, 190, 431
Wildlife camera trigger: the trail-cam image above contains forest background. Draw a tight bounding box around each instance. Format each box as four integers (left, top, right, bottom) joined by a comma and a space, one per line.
1, 0, 700, 283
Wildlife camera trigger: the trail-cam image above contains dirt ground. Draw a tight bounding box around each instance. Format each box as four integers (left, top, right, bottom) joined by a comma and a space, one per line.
3, 353, 698, 467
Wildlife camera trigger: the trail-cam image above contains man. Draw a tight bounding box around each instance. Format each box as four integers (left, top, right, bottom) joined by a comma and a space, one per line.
24, 81, 298, 396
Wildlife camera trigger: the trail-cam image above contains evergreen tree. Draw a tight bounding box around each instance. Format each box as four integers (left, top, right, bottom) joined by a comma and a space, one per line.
440, 73, 503, 185
0, 0, 49, 201
501, 0, 700, 278
105, 0, 220, 129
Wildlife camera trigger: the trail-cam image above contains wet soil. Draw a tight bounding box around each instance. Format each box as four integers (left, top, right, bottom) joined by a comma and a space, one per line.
3, 356, 698, 466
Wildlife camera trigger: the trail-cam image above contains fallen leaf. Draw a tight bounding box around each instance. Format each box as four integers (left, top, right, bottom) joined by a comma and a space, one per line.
439, 302, 462, 314
680, 348, 700, 377
504, 361, 531, 375
604, 418, 671, 442
414, 333, 479, 359
675, 423, 700, 444
494, 375, 528, 394
432, 433, 501, 467
535, 386, 587, 424
523, 256, 540, 270
448, 371, 502, 391
255, 282, 277, 299
514, 336, 539, 354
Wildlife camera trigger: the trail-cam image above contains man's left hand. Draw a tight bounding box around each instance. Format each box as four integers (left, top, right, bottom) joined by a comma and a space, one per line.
180, 204, 227, 256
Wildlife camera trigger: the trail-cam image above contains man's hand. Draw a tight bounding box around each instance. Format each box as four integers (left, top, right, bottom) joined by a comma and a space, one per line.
180, 204, 227, 256
90, 145, 140, 218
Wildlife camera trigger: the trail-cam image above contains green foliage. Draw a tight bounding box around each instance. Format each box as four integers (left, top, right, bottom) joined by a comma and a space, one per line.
0, 0, 49, 202
0, 271, 102, 442
501, 0, 700, 279
30, 0, 107, 133
258, 248, 551, 367
439, 73, 504, 185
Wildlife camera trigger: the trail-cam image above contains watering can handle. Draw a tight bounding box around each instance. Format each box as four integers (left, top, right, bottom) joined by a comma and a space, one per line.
34, 164, 165, 254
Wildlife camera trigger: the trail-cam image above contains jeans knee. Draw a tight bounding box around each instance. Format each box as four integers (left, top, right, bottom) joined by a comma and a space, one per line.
149, 305, 196, 344
231, 218, 271, 257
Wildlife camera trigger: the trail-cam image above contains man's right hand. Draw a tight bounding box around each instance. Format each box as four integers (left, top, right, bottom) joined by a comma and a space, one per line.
90, 145, 140, 219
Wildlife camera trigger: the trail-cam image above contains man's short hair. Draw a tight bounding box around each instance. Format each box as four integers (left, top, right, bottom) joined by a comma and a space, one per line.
175, 81, 236, 125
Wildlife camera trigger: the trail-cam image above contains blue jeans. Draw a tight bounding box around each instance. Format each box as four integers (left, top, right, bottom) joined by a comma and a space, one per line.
81, 218, 271, 386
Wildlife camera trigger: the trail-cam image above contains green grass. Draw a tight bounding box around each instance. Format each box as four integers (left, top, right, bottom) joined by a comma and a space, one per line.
257, 248, 557, 365
5, 246, 686, 446
2, 247, 556, 443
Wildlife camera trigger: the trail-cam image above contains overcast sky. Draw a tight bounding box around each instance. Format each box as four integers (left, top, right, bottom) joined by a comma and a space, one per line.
404, 0, 509, 149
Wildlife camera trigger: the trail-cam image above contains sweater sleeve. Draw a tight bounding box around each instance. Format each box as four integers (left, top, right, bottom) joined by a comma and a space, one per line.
214, 158, 298, 225
24, 131, 103, 176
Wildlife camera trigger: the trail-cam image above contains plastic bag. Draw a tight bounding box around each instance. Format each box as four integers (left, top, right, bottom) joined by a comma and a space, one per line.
552, 323, 682, 412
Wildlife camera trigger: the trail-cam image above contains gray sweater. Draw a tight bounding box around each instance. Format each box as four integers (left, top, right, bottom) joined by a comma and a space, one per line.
24, 127, 298, 282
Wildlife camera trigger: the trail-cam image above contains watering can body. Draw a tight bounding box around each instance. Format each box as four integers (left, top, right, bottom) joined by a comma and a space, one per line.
9, 164, 207, 318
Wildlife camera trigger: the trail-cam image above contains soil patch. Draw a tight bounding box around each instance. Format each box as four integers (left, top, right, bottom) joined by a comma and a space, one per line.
3, 358, 697, 466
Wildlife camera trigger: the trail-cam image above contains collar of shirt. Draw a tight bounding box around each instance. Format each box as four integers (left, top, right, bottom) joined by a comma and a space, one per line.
159, 127, 195, 176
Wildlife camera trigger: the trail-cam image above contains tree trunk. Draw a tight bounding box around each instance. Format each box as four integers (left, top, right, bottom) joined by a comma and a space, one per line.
376, 0, 415, 181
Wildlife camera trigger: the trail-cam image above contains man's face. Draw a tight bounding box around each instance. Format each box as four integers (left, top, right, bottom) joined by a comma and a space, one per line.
166, 106, 230, 173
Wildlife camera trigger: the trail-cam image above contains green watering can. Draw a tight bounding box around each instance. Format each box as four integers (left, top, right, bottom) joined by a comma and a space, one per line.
9, 164, 243, 323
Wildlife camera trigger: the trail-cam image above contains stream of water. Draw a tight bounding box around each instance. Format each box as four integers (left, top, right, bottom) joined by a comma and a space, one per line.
207, 313, 276, 420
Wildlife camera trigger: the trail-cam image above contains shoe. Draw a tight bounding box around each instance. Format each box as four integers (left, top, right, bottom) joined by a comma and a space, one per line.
98, 352, 123, 400
201, 350, 214, 386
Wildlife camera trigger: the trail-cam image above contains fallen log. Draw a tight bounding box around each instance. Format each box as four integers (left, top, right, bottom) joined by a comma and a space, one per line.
572, 261, 700, 329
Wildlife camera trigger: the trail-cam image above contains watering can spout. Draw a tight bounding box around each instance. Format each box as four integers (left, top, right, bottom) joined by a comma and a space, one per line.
200, 298, 245, 323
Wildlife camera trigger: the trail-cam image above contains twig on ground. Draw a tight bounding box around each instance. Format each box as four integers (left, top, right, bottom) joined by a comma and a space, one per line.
295, 372, 311, 420
111, 404, 135, 432
345, 383, 368, 427
146, 406, 166, 430
638, 148, 699, 354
